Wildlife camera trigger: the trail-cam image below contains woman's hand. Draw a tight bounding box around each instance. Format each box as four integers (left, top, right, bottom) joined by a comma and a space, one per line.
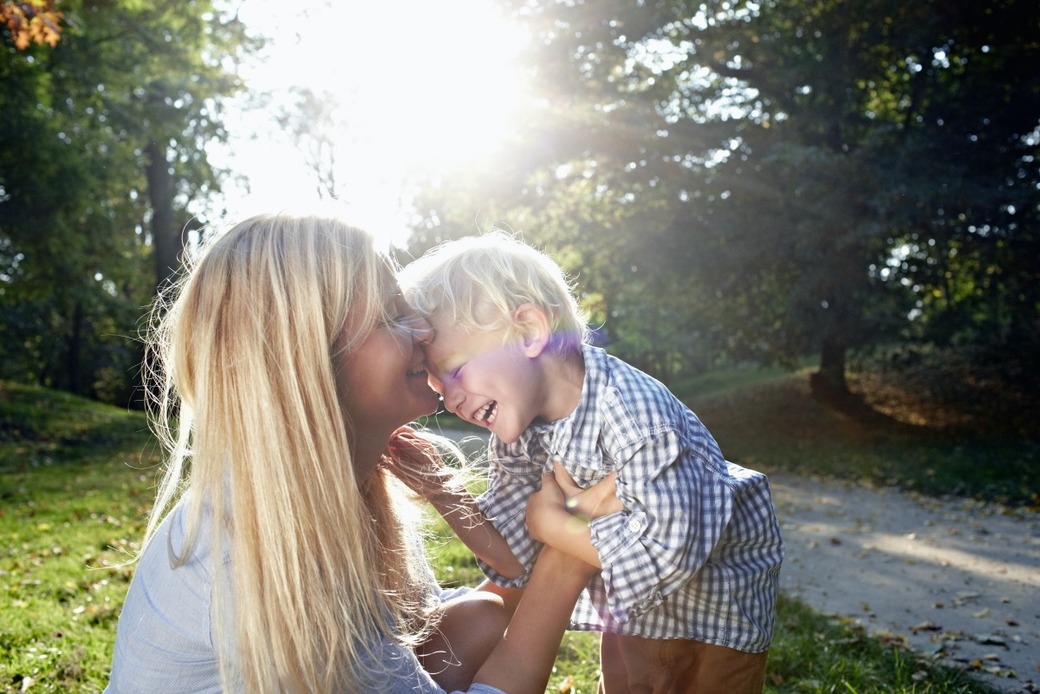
553, 462, 622, 521
386, 426, 524, 580
525, 463, 624, 568
525, 471, 570, 545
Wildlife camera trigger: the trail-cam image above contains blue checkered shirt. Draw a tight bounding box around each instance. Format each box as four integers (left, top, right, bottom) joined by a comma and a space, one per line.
475, 345, 784, 651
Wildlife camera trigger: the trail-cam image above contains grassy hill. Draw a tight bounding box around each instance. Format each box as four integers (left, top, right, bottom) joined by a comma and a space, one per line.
684, 364, 1036, 507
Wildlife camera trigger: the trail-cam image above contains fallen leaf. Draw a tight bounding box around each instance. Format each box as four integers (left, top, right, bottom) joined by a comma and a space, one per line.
975, 633, 1008, 647
911, 621, 943, 633
971, 607, 990, 618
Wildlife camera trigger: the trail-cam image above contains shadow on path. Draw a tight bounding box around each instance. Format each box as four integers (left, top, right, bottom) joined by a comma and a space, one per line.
773, 472, 1039, 693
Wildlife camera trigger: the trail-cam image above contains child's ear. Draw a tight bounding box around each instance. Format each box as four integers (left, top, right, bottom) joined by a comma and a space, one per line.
513, 304, 552, 357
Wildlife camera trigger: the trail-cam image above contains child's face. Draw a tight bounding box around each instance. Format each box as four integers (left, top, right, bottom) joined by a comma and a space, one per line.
423, 311, 546, 444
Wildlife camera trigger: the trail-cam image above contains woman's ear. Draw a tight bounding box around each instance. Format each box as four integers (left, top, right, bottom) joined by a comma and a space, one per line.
513, 304, 552, 357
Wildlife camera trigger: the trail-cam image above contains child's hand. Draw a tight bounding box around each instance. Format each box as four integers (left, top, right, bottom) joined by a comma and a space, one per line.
553, 462, 623, 521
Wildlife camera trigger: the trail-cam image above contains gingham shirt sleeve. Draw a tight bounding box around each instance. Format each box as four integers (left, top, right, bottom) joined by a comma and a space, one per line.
588, 429, 733, 624
474, 437, 545, 588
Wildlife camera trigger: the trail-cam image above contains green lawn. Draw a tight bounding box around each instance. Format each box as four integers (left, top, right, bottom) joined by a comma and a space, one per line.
2, 372, 1021, 693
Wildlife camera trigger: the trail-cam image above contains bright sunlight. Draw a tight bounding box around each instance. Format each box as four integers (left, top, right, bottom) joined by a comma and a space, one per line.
207, 0, 529, 248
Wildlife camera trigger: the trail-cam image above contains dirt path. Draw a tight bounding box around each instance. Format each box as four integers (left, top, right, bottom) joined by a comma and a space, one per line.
770, 472, 1039, 692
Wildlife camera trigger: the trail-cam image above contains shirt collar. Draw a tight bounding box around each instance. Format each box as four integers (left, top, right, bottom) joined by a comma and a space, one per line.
529, 343, 608, 469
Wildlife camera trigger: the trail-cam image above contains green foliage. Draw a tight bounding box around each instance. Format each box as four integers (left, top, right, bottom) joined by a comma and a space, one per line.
0, 0, 255, 404
765, 594, 1001, 693
407, 0, 1040, 394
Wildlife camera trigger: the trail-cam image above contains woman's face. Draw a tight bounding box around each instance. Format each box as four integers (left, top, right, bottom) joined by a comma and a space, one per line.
336, 294, 440, 472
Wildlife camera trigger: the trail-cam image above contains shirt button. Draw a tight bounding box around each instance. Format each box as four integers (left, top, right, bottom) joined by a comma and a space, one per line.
628, 518, 641, 533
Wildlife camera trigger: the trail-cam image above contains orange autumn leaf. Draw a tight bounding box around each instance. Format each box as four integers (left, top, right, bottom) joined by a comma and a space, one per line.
1, 0, 64, 50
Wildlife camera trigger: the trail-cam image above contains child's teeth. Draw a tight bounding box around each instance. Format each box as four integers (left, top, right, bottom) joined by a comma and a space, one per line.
476, 403, 494, 424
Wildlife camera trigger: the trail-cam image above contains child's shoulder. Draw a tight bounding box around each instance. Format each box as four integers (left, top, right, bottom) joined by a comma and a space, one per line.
585, 345, 689, 423
592, 347, 675, 398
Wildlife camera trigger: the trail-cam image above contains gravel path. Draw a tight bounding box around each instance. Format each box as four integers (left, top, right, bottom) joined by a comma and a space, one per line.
771, 472, 1039, 692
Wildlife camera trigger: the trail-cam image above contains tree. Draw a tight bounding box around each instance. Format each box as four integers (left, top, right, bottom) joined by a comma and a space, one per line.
0, 0, 254, 402
408, 0, 1040, 396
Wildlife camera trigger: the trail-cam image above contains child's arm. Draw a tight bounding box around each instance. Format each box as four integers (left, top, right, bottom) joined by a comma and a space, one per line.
383, 427, 525, 580
525, 462, 622, 568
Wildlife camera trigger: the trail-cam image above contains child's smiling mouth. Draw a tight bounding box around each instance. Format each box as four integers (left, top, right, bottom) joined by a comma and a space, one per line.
474, 401, 498, 427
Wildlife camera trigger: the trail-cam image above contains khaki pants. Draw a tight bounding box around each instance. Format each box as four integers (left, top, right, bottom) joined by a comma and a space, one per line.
598, 632, 768, 694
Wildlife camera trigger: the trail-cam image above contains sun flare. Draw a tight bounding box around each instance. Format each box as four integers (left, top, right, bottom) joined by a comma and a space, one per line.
210, 0, 530, 248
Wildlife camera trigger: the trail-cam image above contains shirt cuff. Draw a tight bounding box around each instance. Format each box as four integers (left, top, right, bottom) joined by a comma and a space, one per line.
475, 556, 531, 589
589, 509, 665, 621
589, 509, 646, 565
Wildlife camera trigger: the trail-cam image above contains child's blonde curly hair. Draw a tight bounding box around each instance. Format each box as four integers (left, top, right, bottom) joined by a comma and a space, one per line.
399, 230, 588, 353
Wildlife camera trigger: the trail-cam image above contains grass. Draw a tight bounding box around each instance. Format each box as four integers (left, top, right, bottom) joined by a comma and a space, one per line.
0, 382, 157, 693
2, 360, 1029, 693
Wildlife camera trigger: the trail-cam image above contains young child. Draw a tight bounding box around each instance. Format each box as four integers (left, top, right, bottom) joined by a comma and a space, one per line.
399, 231, 784, 693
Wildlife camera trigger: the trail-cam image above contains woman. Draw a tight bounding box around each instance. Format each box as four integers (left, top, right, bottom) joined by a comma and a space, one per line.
105, 212, 599, 693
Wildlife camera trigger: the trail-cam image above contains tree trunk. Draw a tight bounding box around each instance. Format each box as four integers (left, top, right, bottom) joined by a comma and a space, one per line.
810, 333, 851, 404
146, 140, 180, 292
64, 300, 84, 395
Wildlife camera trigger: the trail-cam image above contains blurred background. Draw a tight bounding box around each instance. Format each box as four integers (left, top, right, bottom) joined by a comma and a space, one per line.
1, 0, 1037, 436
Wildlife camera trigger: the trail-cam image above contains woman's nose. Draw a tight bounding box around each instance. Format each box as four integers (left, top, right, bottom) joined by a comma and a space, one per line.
403, 314, 434, 345
440, 382, 464, 415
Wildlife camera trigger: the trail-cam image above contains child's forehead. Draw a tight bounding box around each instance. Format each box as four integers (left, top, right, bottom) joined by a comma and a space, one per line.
426, 312, 508, 355
427, 311, 479, 345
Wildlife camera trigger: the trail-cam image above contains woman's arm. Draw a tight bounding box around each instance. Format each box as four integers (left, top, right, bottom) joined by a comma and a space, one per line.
383, 427, 524, 580
472, 539, 598, 694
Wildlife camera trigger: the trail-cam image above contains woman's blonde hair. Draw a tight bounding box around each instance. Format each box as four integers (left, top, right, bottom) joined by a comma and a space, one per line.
399, 230, 588, 353
142, 212, 434, 692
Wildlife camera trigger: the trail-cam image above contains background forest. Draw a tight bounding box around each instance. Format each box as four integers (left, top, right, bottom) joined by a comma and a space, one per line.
1, 0, 1037, 428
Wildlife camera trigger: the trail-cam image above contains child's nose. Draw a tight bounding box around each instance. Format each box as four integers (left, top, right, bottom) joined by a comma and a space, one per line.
426, 369, 446, 396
